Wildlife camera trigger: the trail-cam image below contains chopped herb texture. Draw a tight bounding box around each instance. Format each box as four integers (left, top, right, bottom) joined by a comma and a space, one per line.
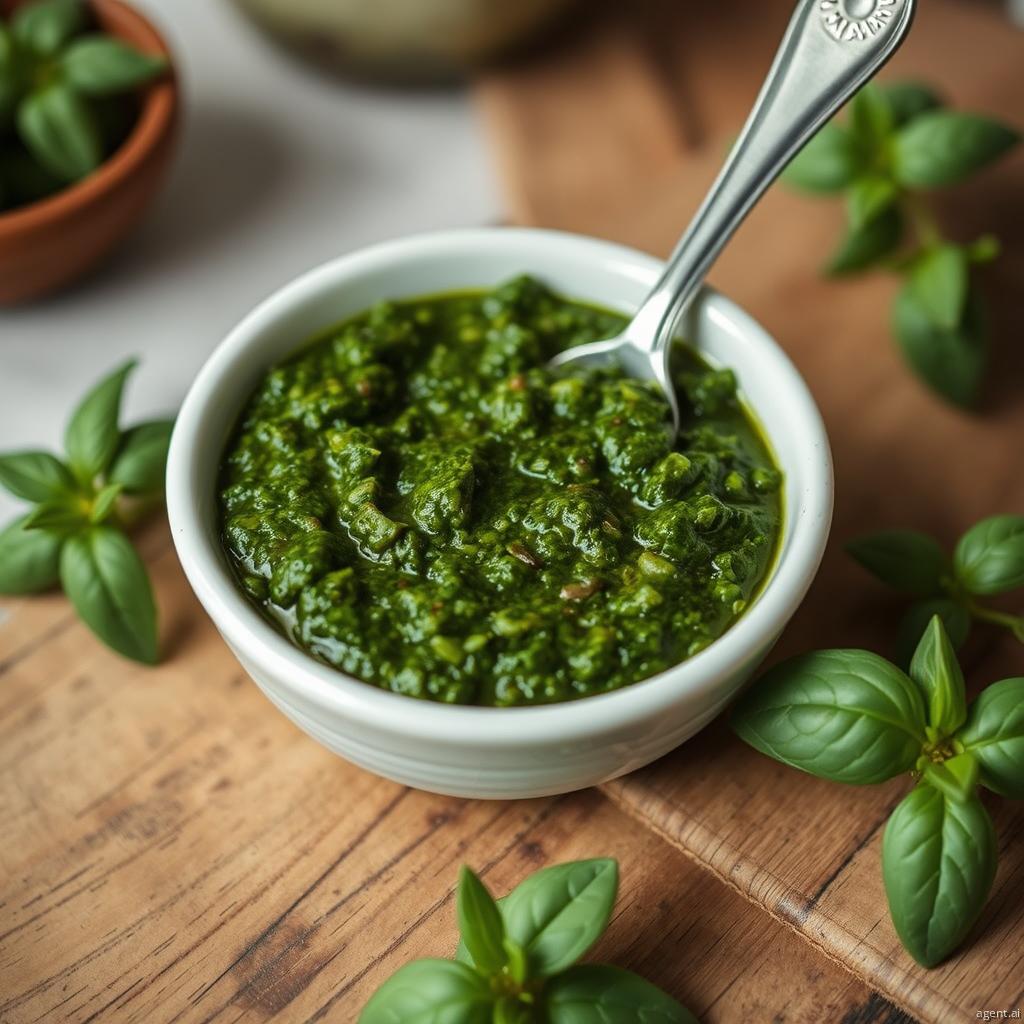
219, 276, 783, 706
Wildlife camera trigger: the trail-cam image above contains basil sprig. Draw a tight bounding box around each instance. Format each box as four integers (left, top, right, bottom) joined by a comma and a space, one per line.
733, 616, 1022, 968
0, 360, 173, 664
783, 81, 1019, 408
847, 516, 1024, 663
360, 859, 698, 1023
0, 0, 167, 213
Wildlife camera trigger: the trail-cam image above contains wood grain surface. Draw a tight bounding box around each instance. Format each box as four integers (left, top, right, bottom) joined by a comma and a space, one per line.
1, 530, 906, 1023
3, 1, 1022, 1022
478, 0, 1024, 1020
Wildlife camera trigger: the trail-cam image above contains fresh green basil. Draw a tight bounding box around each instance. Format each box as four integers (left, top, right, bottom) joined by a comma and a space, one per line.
782, 121, 863, 193
892, 282, 987, 409
23, 497, 88, 534
846, 177, 898, 231
17, 82, 102, 182
108, 419, 173, 494
785, 81, 1016, 408
921, 752, 979, 804
908, 244, 968, 330
850, 85, 893, 149
966, 234, 1000, 264
0, 450, 75, 502
61, 35, 167, 96
544, 965, 698, 1024
731, 650, 926, 784
11, 0, 86, 56
89, 482, 123, 525
896, 599, 970, 668
846, 529, 948, 596
456, 867, 507, 976
63, 359, 136, 485
59, 526, 158, 664
909, 616, 966, 737
0, 514, 62, 594
958, 677, 1024, 799
359, 959, 493, 1024
881, 81, 944, 127
0, 23, 18, 128
894, 112, 1021, 188
500, 859, 618, 978
882, 782, 996, 968
827, 207, 903, 276
954, 515, 1024, 596
494, 1000, 532, 1024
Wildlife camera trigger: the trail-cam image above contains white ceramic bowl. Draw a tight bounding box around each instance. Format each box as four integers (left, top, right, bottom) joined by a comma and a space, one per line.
167, 228, 833, 799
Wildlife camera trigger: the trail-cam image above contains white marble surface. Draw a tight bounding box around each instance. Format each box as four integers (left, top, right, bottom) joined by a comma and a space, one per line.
0, 0, 499, 521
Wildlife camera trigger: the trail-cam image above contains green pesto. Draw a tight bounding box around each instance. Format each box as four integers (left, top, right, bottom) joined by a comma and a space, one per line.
218, 276, 783, 706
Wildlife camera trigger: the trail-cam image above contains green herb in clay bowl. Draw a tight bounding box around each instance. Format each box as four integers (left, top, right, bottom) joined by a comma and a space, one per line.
0, 0, 167, 209
0, 0, 177, 303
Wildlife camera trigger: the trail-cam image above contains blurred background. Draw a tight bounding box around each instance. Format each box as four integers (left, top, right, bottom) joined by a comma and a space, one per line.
0, 0, 1021, 522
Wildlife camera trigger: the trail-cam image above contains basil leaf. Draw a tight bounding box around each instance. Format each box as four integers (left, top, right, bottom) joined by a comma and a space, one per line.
731, 650, 927, 784
358, 959, 493, 1024
17, 82, 103, 183
23, 498, 89, 535
846, 177, 898, 231
850, 85, 893, 150
827, 206, 903, 276
0, 450, 75, 502
892, 282, 987, 409
921, 752, 979, 804
846, 529, 948, 596
0, 514, 62, 594
953, 515, 1024, 596
59, 526, 158, 664
90, 482, 123, 524
909, 616, 966, 737
500, 858, 617, 977
61, 35, 168, 96
0, 23, 18, 124
544, 964, 697, 1024
782, 121, 863, 193
958, 677, 1024, 799
456, 867, 506, 976
966, 234, 1000, 265
908, 245, 968, 330
881, 81, 944, 127
12, 0, 87, 56
108, 419, 174, 494
894, 112, 1020, 188
64, 359, 136, 485
896, 599, 970, 670
882, 782, 996, 968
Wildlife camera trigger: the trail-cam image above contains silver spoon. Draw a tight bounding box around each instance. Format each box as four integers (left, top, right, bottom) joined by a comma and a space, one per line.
550, 0, 916, 437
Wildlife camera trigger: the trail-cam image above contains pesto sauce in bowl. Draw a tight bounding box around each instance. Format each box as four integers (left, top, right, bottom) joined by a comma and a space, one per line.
218, 275, 782, 706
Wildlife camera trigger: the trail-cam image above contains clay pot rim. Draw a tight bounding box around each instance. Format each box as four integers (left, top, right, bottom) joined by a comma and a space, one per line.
0, 0, 178, 238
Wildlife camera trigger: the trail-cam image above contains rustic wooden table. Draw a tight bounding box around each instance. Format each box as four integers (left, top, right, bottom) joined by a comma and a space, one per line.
2, 1, 1022, 1021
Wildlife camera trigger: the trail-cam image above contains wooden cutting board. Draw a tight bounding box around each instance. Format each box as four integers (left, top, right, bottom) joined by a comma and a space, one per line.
477, 0, 1024, 1019
2, 1, 1022, 1021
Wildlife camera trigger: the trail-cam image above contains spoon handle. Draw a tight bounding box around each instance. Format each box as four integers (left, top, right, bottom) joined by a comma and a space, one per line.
629, 0, 916, 351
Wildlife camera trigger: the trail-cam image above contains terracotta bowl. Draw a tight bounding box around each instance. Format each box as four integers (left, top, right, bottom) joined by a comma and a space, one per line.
0, 0, 178, 305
